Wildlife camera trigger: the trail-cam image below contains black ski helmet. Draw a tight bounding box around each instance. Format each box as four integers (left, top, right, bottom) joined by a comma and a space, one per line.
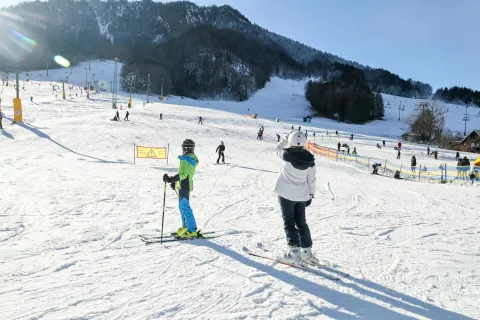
182, 139, 195, 153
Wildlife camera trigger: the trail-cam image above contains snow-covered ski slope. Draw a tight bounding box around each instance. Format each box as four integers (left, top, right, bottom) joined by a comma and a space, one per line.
1, 61, 480, 319
11, 60, 480, 139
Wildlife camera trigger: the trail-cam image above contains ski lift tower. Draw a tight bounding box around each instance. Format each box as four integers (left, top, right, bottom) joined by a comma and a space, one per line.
146, 73, 151, 103
112, 58, 118, 109
463, 105, 470, 136
398, 102, 405, 120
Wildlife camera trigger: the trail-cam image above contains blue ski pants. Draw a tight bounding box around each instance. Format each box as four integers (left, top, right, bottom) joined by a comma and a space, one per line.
179, 197, 197, 231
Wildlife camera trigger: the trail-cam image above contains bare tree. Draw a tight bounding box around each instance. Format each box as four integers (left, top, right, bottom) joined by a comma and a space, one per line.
409, 101, 446, 140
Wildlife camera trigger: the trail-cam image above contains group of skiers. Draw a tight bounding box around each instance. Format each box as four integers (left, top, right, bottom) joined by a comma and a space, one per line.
162, 131, 319, 266
457, 156, 471, 179
111, 110, 129, 121
257, 126, 264, 140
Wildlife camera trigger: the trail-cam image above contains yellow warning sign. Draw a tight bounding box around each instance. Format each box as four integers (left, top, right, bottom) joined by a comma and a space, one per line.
136, 146, 167, 159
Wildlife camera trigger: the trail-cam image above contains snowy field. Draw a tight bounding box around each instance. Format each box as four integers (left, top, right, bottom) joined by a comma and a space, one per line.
1, 61, 480, 319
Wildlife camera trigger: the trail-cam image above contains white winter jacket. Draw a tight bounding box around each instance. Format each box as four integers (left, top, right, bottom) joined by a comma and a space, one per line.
274, 139, 316, 201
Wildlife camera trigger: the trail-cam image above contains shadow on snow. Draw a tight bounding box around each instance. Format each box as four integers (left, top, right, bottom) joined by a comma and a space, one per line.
188, 241, 473, 320
16, 121, 126, 164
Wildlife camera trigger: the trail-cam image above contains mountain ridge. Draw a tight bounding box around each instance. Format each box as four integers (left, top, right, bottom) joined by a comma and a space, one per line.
1, 0, 432, 100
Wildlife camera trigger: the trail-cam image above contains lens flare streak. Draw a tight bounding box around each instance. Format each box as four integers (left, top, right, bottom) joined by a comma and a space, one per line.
54, 55, 71, 68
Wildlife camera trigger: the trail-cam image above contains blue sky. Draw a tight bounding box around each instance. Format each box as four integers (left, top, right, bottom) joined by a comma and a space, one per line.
3, 0, 479, 91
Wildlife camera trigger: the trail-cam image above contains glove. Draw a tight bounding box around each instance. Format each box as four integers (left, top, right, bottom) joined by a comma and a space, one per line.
163, 174, 171, 183
306, 195, 314, 207
306, 199, 312, 207
170, 182, 176, 190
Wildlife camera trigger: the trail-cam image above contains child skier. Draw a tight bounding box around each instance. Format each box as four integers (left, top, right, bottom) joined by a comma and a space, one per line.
216, 141, 225, 164
162, 139, 199, 238
274, 131, 318, 266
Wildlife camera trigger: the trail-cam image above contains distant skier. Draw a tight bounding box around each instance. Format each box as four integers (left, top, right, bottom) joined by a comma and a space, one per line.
394, 170, 401, 179
30, 96, 33, 102
298, 126, 301, 131
257, 129, 263, 140
434, 150, 438, 160
116, 110, 120, 121
291, 125, 294, 130
372, 163, 382, 175
352, 147, 357, 155
216, 141, 225, 164
382, 140, 385, 147
335, 130, 338, 135
376, 143, 381, 149
124, 111, 129, 121
160, 113, 163, 120
162, 139, 199, 238
411, 155, 417, 172
276, 134, 281, 142
427, 146, 430, 156
456, 151, 460, 161
313, 132, 316, 141
274, 131, 318, 266
337, 142, 341, 152
350, 134, 354, 140
198, 116, 203, 124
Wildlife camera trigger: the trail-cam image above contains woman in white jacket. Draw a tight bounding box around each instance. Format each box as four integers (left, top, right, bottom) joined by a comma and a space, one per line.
274, 131, 318, 266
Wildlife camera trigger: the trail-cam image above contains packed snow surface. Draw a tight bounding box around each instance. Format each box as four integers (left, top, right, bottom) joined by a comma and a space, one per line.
1, 61, 479, 319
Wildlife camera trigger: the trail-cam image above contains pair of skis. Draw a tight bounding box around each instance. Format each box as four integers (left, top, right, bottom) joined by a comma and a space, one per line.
243, 244, 349, 281
139, 233, 349, 281
139, 230, 219, 244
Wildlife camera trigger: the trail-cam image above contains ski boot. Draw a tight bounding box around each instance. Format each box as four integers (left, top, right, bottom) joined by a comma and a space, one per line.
278, 246, 303, 266
171, 227, 187, 237
177, 229, 199, 239
300, 247, 319, 266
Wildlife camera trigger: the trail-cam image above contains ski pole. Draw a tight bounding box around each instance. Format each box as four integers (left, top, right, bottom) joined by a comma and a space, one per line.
160, 182, 167, 244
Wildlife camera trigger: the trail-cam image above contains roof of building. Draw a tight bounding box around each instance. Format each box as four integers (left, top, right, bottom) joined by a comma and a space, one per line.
460, 130, 480, 144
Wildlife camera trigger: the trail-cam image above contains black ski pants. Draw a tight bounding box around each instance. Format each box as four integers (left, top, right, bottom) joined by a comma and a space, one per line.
217, 151, 225, 163
278, 196, 312, 248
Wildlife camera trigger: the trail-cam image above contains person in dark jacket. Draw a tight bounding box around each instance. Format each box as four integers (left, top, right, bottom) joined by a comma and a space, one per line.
427, 146, 430, 156
434, 150, 438, 160
411, 155, 417, 172
276, 134, 281, 142
116, 110, 120, 121
372, 163, 382, 174
337, 142, 341, 152
160, 113, 163, 120
456, 151, 460, 161
382, 140, 385, 147
216, 141, 225, 164
124, 111, 129, 121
